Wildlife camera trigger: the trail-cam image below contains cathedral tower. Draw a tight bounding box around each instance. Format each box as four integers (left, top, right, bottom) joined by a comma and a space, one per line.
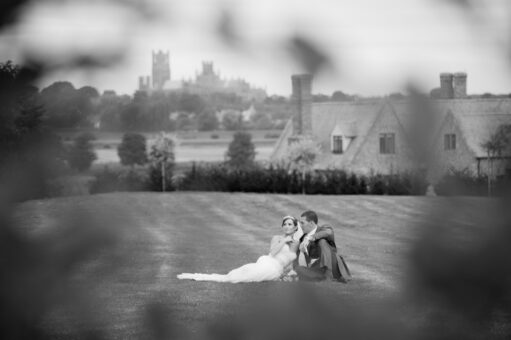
152, 50, 170, 90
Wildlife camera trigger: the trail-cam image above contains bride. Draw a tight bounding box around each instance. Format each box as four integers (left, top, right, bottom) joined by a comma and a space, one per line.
177, 216, 302, 283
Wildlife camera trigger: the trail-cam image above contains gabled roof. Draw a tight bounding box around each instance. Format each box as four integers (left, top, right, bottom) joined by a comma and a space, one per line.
312, 98, 511, 164
311, 100, 383, 169
330, 120, 357, 137
436, 99, 511, 157
271, 97, 511, 167
455, 114, 511, 157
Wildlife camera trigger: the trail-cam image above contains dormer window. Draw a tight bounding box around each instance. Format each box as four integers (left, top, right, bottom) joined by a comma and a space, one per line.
332, 136, 343, 154
330, 121, 357, 154
444, 134, 456, 150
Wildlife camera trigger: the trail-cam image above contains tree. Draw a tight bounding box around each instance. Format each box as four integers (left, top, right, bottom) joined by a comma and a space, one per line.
481, 125, 511, 196
226, 131, 256, 169
250, 111, 273, 130
222, 110, 243, 130
197, 109, 219, 131
120, 103, 141, 130
40, 81, 93, 128
388, 92, 405, 100
285, 138, 321, 194
67, 132, 97, 171
0, 61, 65, 199
149, 133, 176, 192
331, 90, 354, 102
175, 112, 194, 131
117, 132, 148, 166
312, 94, 330, 102
179, 93, 205, 113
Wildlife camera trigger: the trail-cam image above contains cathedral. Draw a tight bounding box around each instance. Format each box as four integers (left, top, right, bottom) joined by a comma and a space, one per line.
137, 53, 266, 102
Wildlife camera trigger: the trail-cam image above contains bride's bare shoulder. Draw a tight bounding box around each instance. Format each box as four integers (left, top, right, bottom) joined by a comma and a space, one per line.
271, 234, 284, 241
270, 235, 284, 244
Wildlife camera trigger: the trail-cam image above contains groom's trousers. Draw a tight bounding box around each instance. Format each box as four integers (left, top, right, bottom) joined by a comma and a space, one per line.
295, 239, 344, 281
295, 261, 328, 281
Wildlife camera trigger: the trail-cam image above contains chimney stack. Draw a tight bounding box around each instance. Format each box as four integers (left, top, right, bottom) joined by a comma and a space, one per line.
291, 74, 313, 136
439, 73, 454, 99
453, 72, 467, 98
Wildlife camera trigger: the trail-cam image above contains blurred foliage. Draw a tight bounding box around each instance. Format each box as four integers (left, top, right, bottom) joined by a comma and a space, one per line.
1, 0, 511, 339
0, 60, 66, 200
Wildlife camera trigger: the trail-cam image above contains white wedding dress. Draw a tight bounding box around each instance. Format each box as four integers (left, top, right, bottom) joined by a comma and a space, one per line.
177, 243, 297, 283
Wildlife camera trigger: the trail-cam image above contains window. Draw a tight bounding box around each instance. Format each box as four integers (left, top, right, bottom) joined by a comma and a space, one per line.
379, 133, 395, 154
444, 134, 456, 150
332, 135, 343, 154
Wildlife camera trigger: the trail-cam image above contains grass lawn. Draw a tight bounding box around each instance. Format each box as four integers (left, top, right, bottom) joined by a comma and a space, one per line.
12, 193, 508, 338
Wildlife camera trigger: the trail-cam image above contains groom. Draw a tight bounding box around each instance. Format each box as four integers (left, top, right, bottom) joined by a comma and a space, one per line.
294, 210, 350, 283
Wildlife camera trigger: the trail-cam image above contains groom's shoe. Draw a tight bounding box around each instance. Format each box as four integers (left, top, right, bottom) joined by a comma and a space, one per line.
335, 276, 348, 283
326, 270, 348, 283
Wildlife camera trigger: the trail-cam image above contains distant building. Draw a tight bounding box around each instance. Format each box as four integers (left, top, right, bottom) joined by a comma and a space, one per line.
138, 50, 179, 92
183, 61, 267, 102
137, 56, 266, 102
152, 50, 170, 90
271, 73, 511, 181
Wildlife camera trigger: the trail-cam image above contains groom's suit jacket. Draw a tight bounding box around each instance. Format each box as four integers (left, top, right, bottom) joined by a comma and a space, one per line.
303, 225, 336, 260
300, 224, 351, 280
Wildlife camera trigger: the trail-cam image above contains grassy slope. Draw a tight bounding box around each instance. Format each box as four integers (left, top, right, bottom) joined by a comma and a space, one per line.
14, 193, 498, 338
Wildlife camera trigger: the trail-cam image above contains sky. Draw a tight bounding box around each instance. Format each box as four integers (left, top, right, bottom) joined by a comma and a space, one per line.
0, 0, 510, 97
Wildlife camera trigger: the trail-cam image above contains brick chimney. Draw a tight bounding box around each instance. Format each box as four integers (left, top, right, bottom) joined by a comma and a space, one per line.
439, 73, 454, 99
291, 74, 313, 136
453, 72, 467, 98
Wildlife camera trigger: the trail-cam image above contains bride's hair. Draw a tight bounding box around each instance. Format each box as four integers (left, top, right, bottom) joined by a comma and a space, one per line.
281, 215, 298, 226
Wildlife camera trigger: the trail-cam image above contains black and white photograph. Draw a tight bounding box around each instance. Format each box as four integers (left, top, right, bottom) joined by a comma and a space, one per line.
1, 0, 511, 339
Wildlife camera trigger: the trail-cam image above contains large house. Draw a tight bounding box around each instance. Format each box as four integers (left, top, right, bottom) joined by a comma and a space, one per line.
270, 74, 511, 180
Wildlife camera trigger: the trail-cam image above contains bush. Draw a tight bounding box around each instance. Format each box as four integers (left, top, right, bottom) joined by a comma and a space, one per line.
226, 131, 256, 169
90, 165, 149, 194
264, 133, 281, 139
67, 132, 97, 172
435, 169, 487, 196
117, 132, 148, 166
46, 175, 95, 197
147, 164, 174, 192
86, 162, 429, 195
367, 172, 428, 195
176, 164, 371, 195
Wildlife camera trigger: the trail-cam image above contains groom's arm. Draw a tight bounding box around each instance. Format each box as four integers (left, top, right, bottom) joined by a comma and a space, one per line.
309, 225, 334, 242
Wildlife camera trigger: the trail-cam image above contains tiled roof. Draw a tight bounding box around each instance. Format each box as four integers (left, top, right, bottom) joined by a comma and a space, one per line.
454, 114, 511, 157
272, 97, 511, 167
438, 99, 511, 157
310, 101, 382, 169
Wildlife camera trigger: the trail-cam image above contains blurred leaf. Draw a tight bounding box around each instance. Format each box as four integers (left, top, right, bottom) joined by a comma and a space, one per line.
288, 35, 333, 75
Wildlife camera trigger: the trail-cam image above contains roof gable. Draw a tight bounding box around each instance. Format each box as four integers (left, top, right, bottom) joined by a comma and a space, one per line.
310, 101, 383, 168
350, 100, 408, 163
455, 113, 511, 157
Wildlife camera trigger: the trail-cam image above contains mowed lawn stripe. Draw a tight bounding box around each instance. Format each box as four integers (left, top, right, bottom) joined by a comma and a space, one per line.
12, 192, 499, 337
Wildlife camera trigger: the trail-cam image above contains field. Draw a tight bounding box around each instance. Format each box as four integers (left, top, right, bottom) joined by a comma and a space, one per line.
12, 193, 508, 338
59, 130, 280, 163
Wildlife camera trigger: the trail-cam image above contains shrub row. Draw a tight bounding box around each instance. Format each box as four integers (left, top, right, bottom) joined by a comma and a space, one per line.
88, 163, 429, 195
434, 171, 511, 196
